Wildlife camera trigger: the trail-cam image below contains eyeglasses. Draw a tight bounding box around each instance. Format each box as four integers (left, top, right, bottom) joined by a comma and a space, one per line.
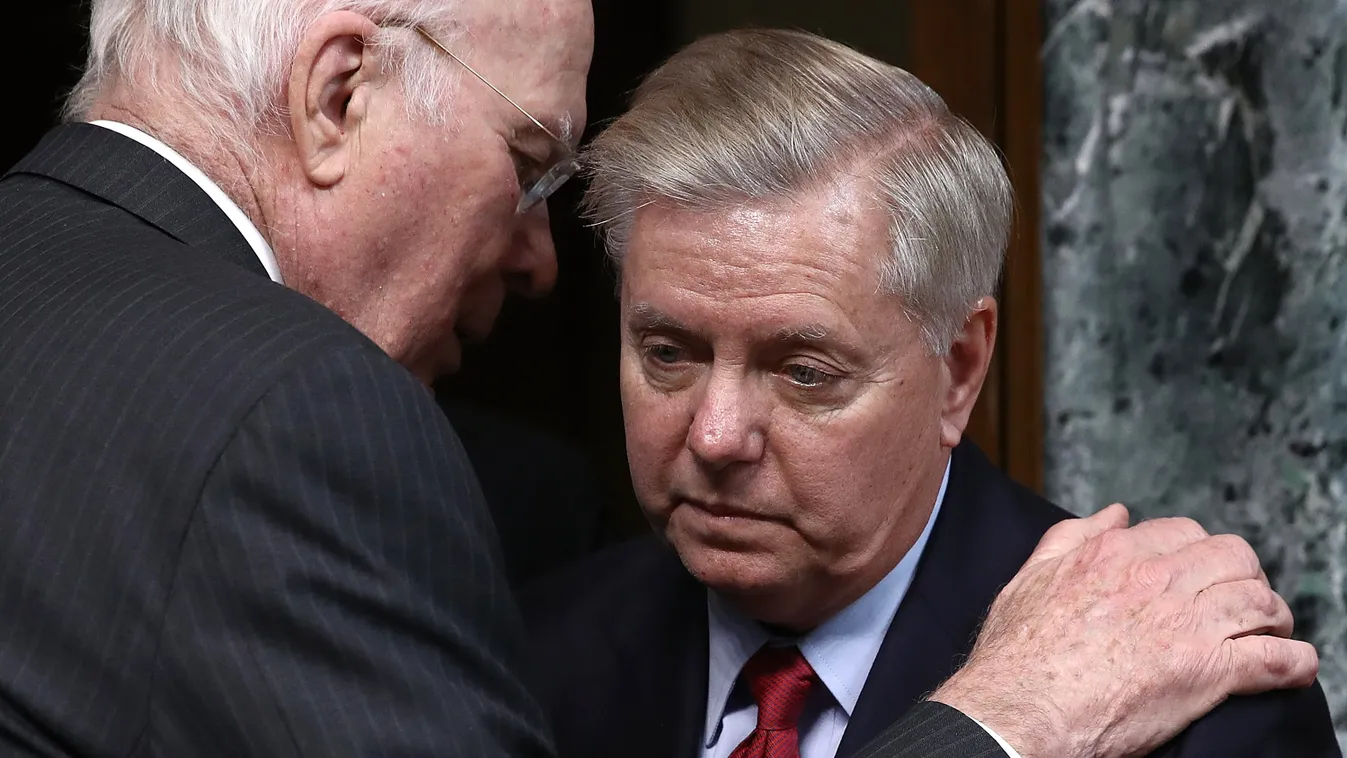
413, 25, 578, 214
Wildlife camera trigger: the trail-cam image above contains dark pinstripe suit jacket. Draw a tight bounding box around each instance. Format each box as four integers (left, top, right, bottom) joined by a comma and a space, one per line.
0, 124, 554, 757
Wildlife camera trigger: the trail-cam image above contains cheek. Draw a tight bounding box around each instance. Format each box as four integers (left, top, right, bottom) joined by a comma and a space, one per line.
461, 183, 519, 246
775, 393, 942, 540
430, 153, 520, 257
620, 356, 690, 507
436, 203, 518, 290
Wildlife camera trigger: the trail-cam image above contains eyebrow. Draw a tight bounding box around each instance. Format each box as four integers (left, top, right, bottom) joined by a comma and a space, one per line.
771, 323, 866, 363
626, 303, 694, 334
774, 323, 833, 344
627, 305, 859, 355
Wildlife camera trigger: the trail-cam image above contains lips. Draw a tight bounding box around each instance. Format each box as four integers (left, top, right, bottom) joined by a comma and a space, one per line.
679, 497, 773, 521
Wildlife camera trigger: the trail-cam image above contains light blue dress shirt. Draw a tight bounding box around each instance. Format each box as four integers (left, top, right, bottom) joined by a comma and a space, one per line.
702, 461, 951, 758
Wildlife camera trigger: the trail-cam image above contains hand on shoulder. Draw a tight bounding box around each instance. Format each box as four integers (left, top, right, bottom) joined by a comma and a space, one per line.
932, 504, 1317, 758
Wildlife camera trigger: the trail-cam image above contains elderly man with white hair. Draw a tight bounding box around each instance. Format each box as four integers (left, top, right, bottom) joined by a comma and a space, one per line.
0, 2, 1325, 758
0, 0, 589, 755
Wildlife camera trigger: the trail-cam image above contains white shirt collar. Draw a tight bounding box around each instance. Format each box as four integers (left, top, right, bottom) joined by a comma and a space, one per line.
90, 120, 283, 284
704, 459, 951, 746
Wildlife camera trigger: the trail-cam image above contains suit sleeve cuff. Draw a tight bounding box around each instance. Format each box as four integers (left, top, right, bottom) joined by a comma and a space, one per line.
967, 716, 1023, 758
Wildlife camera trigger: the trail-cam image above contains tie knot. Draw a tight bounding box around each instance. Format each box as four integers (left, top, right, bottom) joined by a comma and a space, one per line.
741, 645, 818, 731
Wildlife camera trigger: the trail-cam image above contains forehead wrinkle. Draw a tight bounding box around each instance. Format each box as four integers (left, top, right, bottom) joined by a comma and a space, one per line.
644, 234, 860, 319
697, 258, 851, 303
687, 213, 872, 288
627, 193, 886, 326
465, 0, 590, 137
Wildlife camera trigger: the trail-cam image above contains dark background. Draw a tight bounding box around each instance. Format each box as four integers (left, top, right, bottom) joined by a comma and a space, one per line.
6, 0, 915, 583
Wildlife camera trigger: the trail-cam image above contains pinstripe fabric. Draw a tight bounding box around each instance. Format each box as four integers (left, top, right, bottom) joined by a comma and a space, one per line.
849, 703, 1004, 758
0, 125, 552, 757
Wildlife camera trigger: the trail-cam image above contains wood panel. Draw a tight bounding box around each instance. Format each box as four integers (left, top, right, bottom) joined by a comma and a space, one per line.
999, 0, 1045, 492
907, 0, 1044, 490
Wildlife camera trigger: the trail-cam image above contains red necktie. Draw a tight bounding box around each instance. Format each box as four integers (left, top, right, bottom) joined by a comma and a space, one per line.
728, 645, 819, 758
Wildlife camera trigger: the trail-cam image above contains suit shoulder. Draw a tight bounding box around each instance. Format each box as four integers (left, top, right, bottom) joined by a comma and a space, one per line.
0, 173, 388, 396
0, 176, 415, 513
949, 442, 1075, 556
1155, 681, 1341, 756
1005, 472, 1074, 534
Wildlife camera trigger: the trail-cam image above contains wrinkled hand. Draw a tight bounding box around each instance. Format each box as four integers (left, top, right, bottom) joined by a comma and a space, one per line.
931, 504, 1318, 758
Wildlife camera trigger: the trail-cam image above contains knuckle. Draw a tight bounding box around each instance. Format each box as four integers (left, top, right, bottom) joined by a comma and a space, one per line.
1261, 638, 1293, 676
1241, 588, 1278, 627
1066, 529, 1112, 571
1041, 516, 1079, 542
1094, 527, 1131, 558
1149, 516, 1209, 543
1256, 585, 1287, 619
1232, 580, 1264, 607
1215, 582, 1281, 630
1128, 557, 1173, 591
1212, 534, 1262, 577
1170, 516, 1211, 542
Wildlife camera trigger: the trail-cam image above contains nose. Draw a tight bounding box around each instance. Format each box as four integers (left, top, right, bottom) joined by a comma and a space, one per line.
687, 368, 765, 471
503, 204, 559, 298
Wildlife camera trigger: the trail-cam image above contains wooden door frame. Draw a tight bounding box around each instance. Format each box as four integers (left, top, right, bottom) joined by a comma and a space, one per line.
907, 0, 1044, 492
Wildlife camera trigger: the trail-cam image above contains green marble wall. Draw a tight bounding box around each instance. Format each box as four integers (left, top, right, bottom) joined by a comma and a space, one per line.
1042, 0, 1347, 745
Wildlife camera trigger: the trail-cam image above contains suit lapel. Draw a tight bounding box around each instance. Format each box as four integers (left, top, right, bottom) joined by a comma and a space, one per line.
6, 123, 268, 279
836, 443, 1045, 758
603, 545, 709, 758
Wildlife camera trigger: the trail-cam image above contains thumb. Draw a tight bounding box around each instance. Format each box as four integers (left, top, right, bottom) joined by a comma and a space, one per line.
1026, 503, 1130, 566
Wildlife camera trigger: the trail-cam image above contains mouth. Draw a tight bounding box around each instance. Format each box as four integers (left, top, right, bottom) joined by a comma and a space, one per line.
678, 497, 777, 522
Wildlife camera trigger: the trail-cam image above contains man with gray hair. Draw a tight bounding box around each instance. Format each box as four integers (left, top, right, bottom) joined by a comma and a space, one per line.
524, 29, 1338, 758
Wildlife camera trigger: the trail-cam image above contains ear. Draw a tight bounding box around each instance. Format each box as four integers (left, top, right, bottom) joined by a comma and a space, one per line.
288, 11, 384, 187
938, 297, 998, 449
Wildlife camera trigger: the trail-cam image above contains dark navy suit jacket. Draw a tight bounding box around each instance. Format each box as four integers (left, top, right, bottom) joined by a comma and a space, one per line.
523, 442, 1340, 758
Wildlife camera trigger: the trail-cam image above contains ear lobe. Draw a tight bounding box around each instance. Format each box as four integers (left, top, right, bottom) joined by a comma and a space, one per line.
938, 297, 998, 449
288, 11, 382, 187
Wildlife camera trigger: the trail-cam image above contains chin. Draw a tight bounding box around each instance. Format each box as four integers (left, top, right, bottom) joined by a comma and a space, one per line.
669, 529, 800, 608
667, 519, 842, 630
693, 555, 815, 630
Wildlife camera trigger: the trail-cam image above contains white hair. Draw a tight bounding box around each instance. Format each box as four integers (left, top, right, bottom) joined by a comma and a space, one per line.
66, 0, 463, 143
582, 29, 1013, 353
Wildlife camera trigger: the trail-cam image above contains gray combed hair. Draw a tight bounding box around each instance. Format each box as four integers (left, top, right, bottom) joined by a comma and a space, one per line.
582, 28, 1013, 353
66, 0, 462, 145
